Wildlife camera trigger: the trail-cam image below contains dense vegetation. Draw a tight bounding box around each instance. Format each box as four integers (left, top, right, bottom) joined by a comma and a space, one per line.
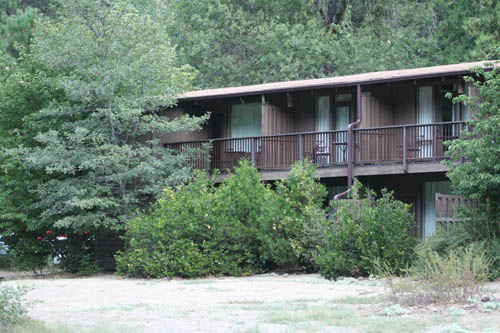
0, 0, 499, 274
315, 180, 416, 279
116, 161, 416, 278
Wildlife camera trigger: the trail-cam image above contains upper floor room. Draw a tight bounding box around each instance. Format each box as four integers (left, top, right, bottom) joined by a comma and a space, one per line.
160, 61, 495, 179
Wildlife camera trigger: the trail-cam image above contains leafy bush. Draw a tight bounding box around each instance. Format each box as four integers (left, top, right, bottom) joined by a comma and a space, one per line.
315, 180, 416, 279
259, 160, 328, 270
8, 238, 50, 274
0, 284, 32, 328
382, 244, 491, 305
116, 161, 270, 278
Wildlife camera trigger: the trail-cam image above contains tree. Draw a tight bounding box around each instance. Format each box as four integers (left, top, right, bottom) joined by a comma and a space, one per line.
163, 0, 450, 89
445, 62, 500, 240
11, 0, 207, 237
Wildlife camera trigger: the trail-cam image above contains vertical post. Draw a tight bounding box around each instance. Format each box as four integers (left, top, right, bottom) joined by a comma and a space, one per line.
299, 134, 304, 161
347, 84, 362, 188
251, 137, 256, 166
459, 122, 464, 165
402, 126, 407, 173
205, 141, 211, 173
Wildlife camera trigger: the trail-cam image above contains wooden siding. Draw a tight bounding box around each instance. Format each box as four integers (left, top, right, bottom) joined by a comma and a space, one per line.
393, 85, 416, 125
293, 92, 316, 133
359, 93, 394, 162
361, 93, 394, 128
262, 103, 293, 136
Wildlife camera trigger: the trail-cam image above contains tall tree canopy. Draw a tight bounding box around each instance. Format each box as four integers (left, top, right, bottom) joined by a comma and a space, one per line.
9, 0, 206, 233
157, 0, 500, 89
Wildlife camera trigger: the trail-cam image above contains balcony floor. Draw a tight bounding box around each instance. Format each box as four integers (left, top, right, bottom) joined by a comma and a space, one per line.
216, 160, 450, 183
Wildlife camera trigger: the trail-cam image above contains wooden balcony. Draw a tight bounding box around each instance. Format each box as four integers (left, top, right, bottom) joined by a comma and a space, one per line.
164, 121, 467, 177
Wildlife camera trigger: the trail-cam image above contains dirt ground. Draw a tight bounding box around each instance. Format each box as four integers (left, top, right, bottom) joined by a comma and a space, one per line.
3, 273, 500, 332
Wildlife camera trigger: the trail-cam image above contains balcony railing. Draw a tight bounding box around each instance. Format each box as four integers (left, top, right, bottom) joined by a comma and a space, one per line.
164, 121, 467, 173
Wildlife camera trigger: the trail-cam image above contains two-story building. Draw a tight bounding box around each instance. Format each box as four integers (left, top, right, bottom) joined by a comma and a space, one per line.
161, 61, 494, 239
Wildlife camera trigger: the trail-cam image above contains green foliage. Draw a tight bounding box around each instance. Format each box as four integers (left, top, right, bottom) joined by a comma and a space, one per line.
7, 0, 206, 236
116, 163, 262, 278
0, 284, 31, 329
160, 0, 497, 89
259, 160, 328, 270
442, 63, 500, 279
445, 64, 500, 241
315, 180, 416, 279
75, 254, 100, 276
7, 238, 49, 274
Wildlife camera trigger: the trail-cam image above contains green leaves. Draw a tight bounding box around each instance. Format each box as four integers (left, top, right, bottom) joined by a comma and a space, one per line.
445, 64, 500, 240
315, 180, 416, 279
3, 0, 206, 237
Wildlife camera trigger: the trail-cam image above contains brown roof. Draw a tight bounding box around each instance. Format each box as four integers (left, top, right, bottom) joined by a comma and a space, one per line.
178, 60, 497, 101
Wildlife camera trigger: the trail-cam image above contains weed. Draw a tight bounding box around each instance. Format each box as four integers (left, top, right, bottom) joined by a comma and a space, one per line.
449, 307, 466, 316
377, 244, 491, 305
438, 323, 471, 333
379, 304, 410, 316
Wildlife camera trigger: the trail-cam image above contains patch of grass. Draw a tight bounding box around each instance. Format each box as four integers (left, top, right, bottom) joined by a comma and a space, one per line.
206, 286, 228, 292
8, 319, 73, 333
437, 323, 471, 333
330, 295, 383, 305
8, 319, 141, 333
226, 299, 265, 305
255, 302, 438, 332
81, 303, 153, 313
179, 279, 216, 285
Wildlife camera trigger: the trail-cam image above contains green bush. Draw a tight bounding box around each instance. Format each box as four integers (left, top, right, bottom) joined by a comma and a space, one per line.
116, 160, 270, 278
0, 284, 31, 329
259, 160, 328, 270
315, 180, 416, 279
8, 238, 50, 274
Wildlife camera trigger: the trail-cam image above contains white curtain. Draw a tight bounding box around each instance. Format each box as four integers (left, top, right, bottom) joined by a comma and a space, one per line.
418, 86, 433, 158
335, 105, 349, 162
316, 96, 330, 165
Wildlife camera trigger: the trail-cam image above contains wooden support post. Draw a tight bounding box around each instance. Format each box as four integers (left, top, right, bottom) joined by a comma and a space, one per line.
205, 142, 211, 173
402, 126, 407, 173
299, 134, 304, 161
251, 137, 256, 166
459, 122, 464, 165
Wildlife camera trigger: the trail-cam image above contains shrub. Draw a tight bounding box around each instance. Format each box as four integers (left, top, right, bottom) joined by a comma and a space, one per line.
76, 254, 100, 276
0, 284, 32, 329
315, 180, 416, 279
116, 161, 270, 278
419, 221, 500, 280
259, 160, 328, 270
382, 244, 491, 305
8, 238, 50, 274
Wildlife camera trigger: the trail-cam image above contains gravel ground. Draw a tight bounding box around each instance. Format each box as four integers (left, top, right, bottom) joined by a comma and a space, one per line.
2, 273, 500, 332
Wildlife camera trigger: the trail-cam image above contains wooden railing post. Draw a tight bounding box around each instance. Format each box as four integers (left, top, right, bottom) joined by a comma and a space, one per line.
299, 134, 304, 161
251, 137, 256, 166
205, 141, 211, 173
402, 126, 407, 173
459, 122, 464, 164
